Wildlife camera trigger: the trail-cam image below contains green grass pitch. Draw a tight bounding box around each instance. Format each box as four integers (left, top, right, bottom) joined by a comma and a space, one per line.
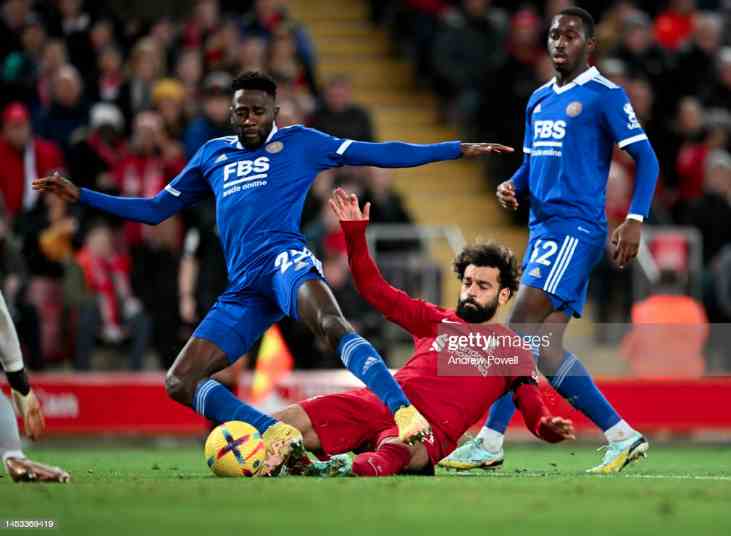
1, 444, 729, 535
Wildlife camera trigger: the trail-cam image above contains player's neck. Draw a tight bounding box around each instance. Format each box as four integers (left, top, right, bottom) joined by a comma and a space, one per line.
555, 63, 590, 87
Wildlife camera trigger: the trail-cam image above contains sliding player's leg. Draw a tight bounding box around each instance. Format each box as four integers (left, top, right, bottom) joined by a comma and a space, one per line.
296, 277, 430, 444
164, 290, 302, 475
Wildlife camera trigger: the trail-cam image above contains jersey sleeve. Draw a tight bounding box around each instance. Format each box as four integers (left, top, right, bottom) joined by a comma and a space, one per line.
601, 88, 649, 150
299, 127, 351, 171
342, 220, 445, 338
163, 145, 212, 205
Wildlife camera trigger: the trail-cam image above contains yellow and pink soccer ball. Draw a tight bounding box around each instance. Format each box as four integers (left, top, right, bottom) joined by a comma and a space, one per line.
204, 421, 266, 477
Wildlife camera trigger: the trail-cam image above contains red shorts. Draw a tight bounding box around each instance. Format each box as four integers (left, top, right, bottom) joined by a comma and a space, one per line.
299, 388, 455, 465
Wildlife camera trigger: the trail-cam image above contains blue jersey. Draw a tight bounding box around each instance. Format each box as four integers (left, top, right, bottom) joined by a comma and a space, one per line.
163, 125, 359, 288
519, 66, 648, 240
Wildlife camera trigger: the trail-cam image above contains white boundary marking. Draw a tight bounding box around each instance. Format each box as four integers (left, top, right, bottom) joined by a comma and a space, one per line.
447, 471, 731, 481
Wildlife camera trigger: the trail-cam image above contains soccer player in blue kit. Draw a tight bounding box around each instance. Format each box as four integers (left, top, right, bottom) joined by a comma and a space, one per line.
33, 71, 513, 474
441, 7, 659, 474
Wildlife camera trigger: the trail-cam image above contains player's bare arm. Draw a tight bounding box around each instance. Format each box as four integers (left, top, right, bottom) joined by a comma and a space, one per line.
32, 171, 80, 203
460, 143, 514, 157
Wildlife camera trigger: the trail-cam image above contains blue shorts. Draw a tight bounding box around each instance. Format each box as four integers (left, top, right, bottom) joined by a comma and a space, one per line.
520, 225, 604, 318
193, 245, 325, 363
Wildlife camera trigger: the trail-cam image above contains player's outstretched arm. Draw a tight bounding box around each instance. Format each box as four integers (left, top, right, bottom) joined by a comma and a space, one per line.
329, 188, 442, 336
512, 380, 575, 443
33, 171, 185, 226
338, 140, 513, 169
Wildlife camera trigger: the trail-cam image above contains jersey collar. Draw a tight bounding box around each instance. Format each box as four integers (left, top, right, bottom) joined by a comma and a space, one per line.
235, 122, 279, 150
550, 66, 598, 95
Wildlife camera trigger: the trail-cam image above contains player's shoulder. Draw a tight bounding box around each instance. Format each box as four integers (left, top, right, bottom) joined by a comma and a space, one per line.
528, 79, 554, 103
205, 135, 240, 149
274, 124, 322, 140
579, 68, 627, 97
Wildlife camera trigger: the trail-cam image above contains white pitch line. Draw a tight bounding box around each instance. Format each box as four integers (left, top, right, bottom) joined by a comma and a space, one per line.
448, 472, 731, 481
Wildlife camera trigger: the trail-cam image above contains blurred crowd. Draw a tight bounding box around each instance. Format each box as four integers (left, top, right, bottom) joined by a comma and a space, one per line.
374, 0, 731, 369
0, 0, 415, 371
1, 0, 730, 373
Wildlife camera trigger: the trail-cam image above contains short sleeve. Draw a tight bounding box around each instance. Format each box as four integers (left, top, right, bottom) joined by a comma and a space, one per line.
164, 145, 212, 205
602, 88, 648, 150
299, 127, 351, 171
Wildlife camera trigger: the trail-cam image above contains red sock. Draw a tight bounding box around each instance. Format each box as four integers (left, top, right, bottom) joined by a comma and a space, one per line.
352, 443, 411, 477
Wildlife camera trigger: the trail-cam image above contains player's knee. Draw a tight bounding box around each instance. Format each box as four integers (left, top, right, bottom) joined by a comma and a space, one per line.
164, 370, 194, 406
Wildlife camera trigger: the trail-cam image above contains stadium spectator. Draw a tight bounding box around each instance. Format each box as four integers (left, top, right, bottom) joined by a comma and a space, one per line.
73, 221, 151, 370
680, 149, 731, 265
152, 78, 188, 141
65, 103, 125, 206
431, 0, 507, 123
237, 36, 268, 74
621, 270, 707, 378
701, 47, 731, 110
35, 39, 68, 110
174, 49, 204, 122
93, 45, 125, 104
670, 11, 724, 101
653, 0, 696, 51
0, 102, 64, 222
35, 64, 88, 157
183, 71, 232, 157
0, 0, 33, 61
113, 111, 185, 248
310, 75, 375, 142
115, 38, 164, 128
1, 14, 46, 102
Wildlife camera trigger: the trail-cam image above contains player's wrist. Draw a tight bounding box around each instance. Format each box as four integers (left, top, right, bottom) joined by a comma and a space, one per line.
6, 369, 30, 396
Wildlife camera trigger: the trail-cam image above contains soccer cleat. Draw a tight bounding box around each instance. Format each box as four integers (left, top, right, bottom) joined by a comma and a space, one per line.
586, 434, 649, 474
394, 405, 432, 445
304, 454, 353, 477
4, 457, 70, 483
438, 438, 504, 471
259, 422, 305, 477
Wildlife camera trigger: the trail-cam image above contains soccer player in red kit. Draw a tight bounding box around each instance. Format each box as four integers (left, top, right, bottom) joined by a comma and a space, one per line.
272, 189, 574, 477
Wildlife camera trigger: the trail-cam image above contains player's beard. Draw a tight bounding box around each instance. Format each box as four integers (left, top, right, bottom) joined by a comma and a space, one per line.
456, 296, 498, 323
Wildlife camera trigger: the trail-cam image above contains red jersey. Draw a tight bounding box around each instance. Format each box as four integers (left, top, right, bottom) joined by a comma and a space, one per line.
343, 220, 543, 445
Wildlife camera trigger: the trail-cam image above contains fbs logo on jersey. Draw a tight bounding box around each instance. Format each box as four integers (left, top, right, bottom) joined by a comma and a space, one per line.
223, 156, 270, 182
534, 120, 566, 140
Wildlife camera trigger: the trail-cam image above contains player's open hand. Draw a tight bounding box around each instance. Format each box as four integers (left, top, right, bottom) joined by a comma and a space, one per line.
11, 388, 46, 441
538, 416, 575, 443
497, 180, 519, 210
329, 187, 370, 222
32, 171, 80, 203
610, 219, 642, 269
460, 143, 514, 158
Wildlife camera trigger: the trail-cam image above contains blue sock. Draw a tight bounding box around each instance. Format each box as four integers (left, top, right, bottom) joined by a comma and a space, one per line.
337, 333, 410, 414
193, 379, 277, 434
484, 391, 517, 433
547, 351, 621, 431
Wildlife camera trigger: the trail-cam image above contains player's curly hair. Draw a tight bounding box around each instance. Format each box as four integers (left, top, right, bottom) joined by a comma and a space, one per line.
453, 242, 520, 295
231, 71, 277, 98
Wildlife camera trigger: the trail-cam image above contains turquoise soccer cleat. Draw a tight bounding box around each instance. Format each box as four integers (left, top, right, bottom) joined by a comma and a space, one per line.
586, 433, 649, 474
438, 438, 504, 471
304, 454, 353, 477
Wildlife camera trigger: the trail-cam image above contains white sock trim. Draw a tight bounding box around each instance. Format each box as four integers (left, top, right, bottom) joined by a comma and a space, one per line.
604, 420, 636, 443
476, 427, 504, 452
2, 450, 25, 464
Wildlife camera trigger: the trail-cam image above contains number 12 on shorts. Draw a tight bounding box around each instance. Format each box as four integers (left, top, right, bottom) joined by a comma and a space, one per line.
530, 239, 558, 266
